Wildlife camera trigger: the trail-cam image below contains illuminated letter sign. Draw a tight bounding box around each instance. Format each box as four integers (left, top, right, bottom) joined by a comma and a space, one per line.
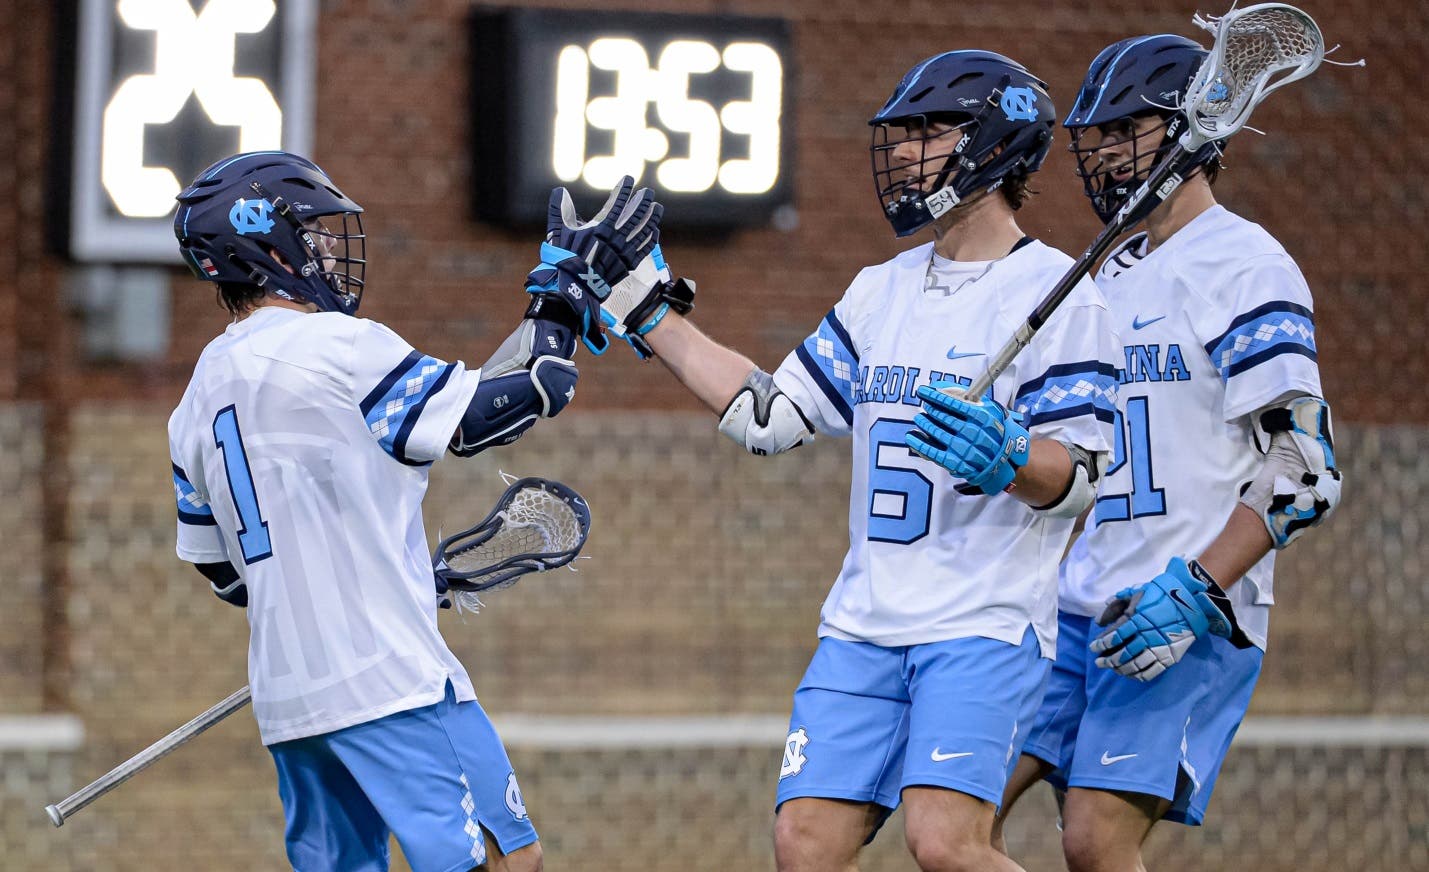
68, 0, 316, 262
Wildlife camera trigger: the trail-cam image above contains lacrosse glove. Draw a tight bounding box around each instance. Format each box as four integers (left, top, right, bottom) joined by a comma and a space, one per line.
525, 176, 660, 355
599, 234, 697, 359
1091, 557, 1251, 682
905, 385, 1030, 494
195, 560, 247, 608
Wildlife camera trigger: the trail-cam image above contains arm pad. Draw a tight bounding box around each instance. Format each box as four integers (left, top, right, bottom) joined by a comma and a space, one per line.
195, 560, 246, 608
1032, 441, 1107, 518
717, 369, 814, 456
1239, 395, 1342, 548
449, 357, 578, 457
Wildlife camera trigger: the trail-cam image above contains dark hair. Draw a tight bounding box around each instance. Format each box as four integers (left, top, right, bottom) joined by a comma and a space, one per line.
1001, 166, 1035, 210
216, 281, 266, 315
1201, 156, 1222, 185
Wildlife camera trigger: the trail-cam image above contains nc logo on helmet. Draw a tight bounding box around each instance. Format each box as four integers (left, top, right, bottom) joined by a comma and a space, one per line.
1000, 86, 1040, 122
229, 198, 276, 236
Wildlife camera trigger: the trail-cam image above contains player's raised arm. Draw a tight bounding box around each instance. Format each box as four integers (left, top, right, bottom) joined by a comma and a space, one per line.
595, 231, 825, 458
451, 176, 663, 456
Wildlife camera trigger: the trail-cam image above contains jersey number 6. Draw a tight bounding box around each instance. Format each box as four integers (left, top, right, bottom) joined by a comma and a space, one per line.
867, 419, 933, 544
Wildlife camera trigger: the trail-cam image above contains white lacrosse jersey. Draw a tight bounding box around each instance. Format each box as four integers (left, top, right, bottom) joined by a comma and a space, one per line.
168, 307, 482, 745
1059, 205, 1323, 650
773, 239, 1121, 657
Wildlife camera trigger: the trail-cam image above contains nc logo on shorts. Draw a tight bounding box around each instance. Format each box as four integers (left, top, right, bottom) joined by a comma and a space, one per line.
780, 727, 809, 780
229, 197, 276, 235
1000, 86, 1039, 122
505, 772, 528, 821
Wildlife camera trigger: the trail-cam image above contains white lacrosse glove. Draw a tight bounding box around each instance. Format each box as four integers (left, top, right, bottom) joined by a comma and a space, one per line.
599, 223, 696, 359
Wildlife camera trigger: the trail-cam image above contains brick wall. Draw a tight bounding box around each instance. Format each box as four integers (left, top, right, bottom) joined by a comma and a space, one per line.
2, 1, 1422, 423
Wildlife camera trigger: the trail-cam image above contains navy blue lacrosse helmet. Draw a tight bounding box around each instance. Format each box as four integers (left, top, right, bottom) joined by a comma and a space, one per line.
1064, 34, 1222, 223
870, 50, 1056, 236
174, 152, 367, 314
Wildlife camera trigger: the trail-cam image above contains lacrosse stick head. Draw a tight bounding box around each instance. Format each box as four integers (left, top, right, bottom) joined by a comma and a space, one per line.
1182, 3, 1325, 146
433, 477, 591, 596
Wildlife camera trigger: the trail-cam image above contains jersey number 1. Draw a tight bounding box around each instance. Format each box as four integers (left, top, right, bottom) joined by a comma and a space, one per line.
1094, 396, 1167, 524
213, 405, 273, 564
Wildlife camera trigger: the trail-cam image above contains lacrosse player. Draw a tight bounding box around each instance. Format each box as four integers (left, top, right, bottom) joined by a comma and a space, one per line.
167, 152, 656, 872
992, 35, 1342, 871
600, 52, 1120, 872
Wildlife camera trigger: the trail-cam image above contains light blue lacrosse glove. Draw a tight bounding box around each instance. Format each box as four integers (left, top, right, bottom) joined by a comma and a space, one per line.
1090, 557, 1243, 681
905, 384, 1030, 494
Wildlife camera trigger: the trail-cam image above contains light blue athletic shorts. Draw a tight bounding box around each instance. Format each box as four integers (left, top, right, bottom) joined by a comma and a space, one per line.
1022, 611, 1263, 825
269, 681, 537, 872
776, 628, 1049, 822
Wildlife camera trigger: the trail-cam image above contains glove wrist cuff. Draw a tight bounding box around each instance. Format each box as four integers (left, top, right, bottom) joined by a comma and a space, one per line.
628, 277, 696, 330
1185, 558, 1220, 591
1186, 558, 1256, 650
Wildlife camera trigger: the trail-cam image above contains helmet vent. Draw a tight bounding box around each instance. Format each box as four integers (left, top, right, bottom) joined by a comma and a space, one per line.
908, 86, 935, 104
946, 72, 982, 89
1148, 63, 1178, 84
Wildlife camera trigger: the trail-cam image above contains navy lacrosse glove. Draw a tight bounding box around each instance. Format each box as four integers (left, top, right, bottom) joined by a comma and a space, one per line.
905, 385, 1030, 494
435, 571, 452, 610
1091, 557, 1249, 681
525, 176, 660, 355
195, 561, 247, 608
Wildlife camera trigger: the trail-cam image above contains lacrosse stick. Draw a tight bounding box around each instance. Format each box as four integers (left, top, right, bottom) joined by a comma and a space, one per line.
45, 476, 591, 827
44, 685, 252, 827
960, 2, 1330, 401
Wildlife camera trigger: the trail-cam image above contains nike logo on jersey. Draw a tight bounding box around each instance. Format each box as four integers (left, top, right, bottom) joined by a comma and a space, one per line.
931, 749, 974, 761
1131, 314, 1166, 330
1100, 752, 1138, 765
946, 346, 984, 361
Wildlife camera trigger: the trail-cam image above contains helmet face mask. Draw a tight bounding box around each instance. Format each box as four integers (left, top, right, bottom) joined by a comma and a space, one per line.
869, 51, 1056, 238
174, 152, 367, 315
1067, 112, 1181, 224
291, 212, 367, 313
1063, 34, 1222, 224
871, 114, 979, 235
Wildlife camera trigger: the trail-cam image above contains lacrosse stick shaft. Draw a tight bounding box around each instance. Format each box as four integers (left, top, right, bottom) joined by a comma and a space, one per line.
964, 148, 1189, 399
962, 2, 1327, 400
44, 685, 252, 827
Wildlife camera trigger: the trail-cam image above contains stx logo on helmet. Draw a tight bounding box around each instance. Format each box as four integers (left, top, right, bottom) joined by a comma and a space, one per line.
1000, 87, 1040, 122
229, 198, 276, 236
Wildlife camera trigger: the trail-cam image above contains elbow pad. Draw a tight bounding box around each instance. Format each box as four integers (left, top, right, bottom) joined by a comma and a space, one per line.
1033, 441, 1106, 518
717, 369, 814, 456
482, 317, 577, 379
1239, 396, 1342, 548
449, 357, 578, 457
